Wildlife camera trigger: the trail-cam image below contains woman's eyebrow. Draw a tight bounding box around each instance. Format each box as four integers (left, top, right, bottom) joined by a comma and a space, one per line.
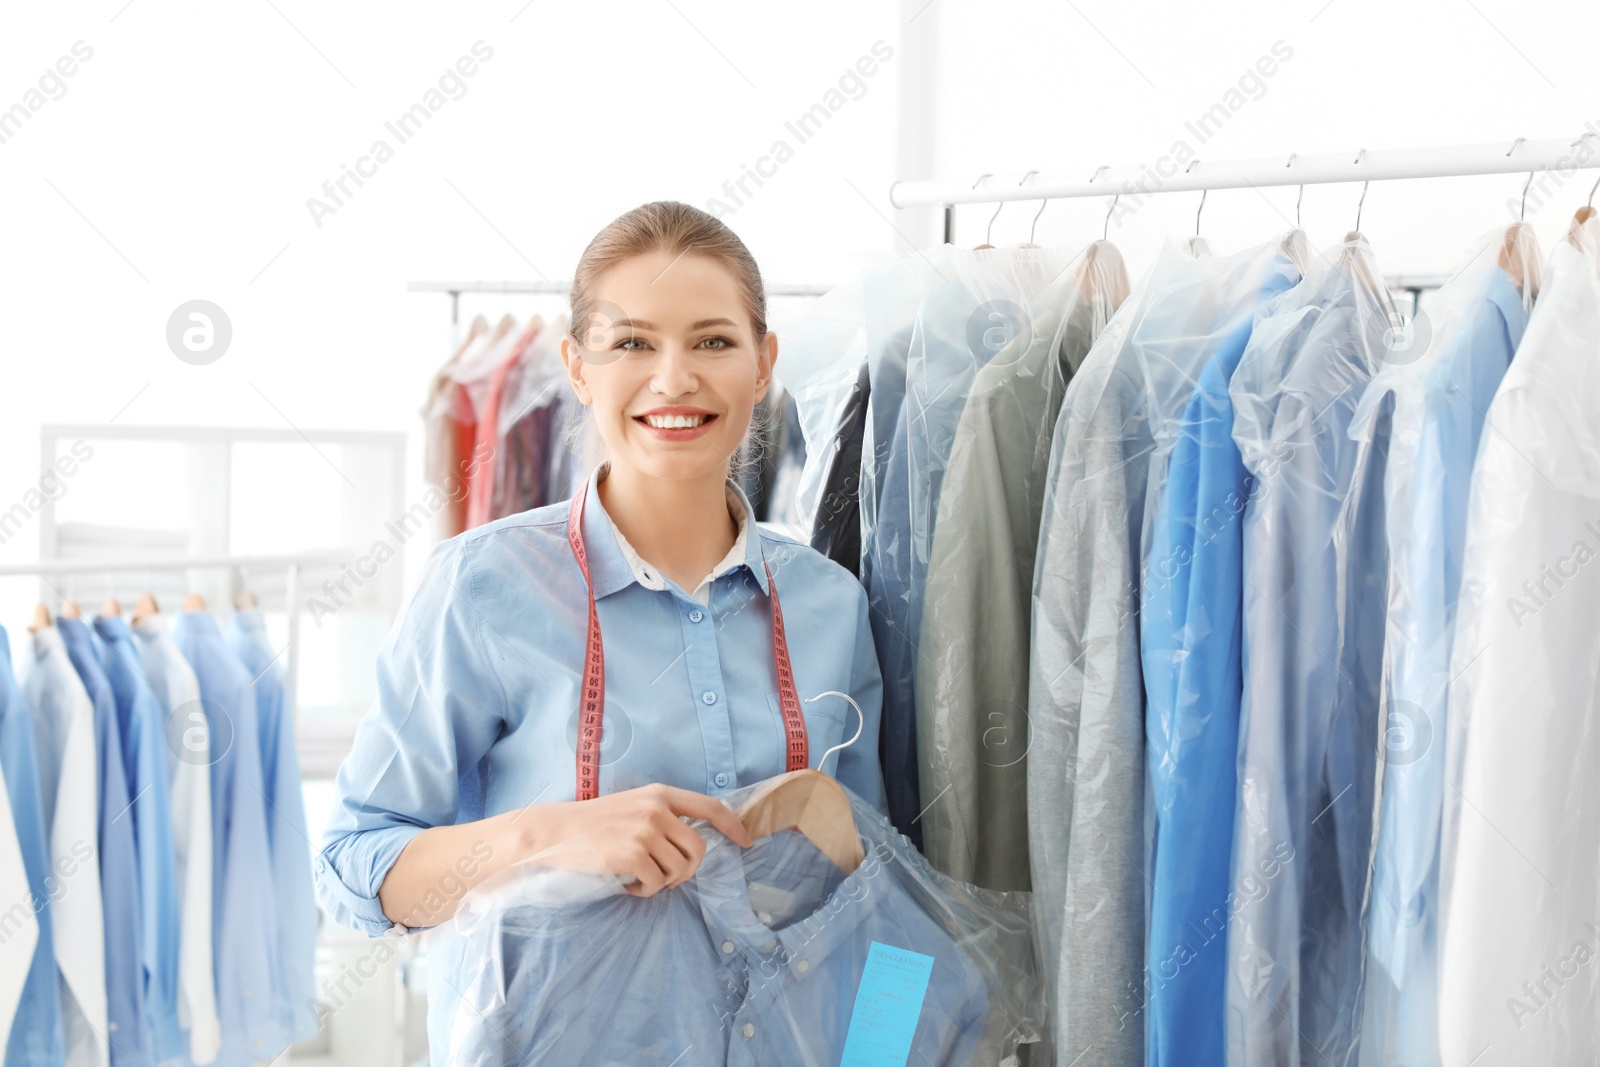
611, 317, 738, 331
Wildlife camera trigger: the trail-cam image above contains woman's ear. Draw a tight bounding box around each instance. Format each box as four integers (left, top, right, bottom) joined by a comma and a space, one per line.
753, 330, 778, 403
561, 334, 593, 404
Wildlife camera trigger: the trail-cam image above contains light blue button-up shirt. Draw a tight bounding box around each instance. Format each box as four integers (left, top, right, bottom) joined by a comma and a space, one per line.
58, 617, 150, 1067
1140, 257, 1300, 1067
1350, 263, 1528, 1067
0, 626, 65, 1067
226, 610, 319, 1047
1227, 243, 1393, 1067
317, 462, 887, 1054
444, 786, 1007, 1066
171, 612, 284, 1066
90, 616, 184, 1064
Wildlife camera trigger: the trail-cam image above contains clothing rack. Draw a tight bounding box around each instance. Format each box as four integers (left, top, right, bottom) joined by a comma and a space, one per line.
408, 279, 835, 327
889, 137, 1600, 244
0, 551, 346, 727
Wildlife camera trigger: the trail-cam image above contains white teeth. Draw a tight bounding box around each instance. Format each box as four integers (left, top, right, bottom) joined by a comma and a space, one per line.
644, 414, 707, 429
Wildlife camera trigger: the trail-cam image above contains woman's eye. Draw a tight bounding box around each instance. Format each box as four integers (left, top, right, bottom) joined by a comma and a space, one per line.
615, 336, 649, 351
698, 336, 735, 351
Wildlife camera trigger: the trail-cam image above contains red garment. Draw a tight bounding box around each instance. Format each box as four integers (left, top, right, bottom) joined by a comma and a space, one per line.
465, 321, 542, 528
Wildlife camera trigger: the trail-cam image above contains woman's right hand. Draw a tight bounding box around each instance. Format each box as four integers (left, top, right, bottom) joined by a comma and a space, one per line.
530, 784, 755, 897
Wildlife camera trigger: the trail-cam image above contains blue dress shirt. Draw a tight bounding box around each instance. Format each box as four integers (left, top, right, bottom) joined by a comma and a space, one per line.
1139, 262, 1299, 1067
171, 612, 285, 1066
0, 627, 65, 1067
1227, 246, 1393, 1067
226, 610, 319, 1047
317, 463, 887, 1055
58, 617, 151, 1067
90, 616, 184, 1064
444, 789, 1015, 1066
1351, 264, 1527, 1067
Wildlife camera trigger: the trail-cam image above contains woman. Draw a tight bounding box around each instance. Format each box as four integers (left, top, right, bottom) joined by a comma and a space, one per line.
314, 201, 888, 1047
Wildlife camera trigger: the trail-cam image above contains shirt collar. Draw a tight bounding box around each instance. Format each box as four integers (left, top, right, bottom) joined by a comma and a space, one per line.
578, 462, 770, 601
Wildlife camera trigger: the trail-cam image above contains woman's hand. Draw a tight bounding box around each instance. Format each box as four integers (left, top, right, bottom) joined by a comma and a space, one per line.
533, 784, 755, 897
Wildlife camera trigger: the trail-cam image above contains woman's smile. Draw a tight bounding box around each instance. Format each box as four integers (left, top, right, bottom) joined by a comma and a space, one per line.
632, 404, 719, 441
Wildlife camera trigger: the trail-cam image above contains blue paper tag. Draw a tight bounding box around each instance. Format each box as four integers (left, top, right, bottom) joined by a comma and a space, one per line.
839, 940, 936, 1066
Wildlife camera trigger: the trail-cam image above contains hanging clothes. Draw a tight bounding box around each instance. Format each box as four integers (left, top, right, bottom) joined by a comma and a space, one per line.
92, 615, 185, 1064
1351, 225, 1539, 1067
0, 758, 35, 1061
25, 625, 106, 1067
227, 610, 319, 1050
171, 612, 284, 1067
58, 616, 150, 1067
1437, 215, 1600, 1066
1226, 235, 1396, 1067
129, 614, 219, 1066
443, 779, 1041, 1066
808, 361, 871, 576
488, 318, 566, 520
0, 625, 65, 1067
915, 241, 1128, 895
1137, 238, 1305, 1067
466, 317, 543, 528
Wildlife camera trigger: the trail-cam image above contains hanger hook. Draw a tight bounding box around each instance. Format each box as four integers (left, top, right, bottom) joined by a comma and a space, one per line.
1103, 194, 1119, 241
1506, 136, 1526, 158
1016, 169, 1042, 242
967, 173, 992, 244
1355, 179, 1370, 232
986, 200, 1004, 245
1589, 172, 1600, 208
1287, 152, 1303, 228
1353, 147, 1367, 166
1196, 188, 1208, 236
1520, 170, 1537, 220
808, 691, 864, 777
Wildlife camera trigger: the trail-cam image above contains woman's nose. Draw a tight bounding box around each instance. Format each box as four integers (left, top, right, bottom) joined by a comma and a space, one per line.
649, 344, 699, 396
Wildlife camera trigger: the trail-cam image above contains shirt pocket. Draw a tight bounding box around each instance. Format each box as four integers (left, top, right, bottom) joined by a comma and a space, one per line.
766, 691, 851, 771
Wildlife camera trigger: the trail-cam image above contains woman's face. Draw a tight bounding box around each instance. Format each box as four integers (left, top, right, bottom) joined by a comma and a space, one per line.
562, 250, 776, 484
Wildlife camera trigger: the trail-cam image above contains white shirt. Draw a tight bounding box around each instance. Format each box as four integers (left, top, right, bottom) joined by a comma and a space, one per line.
0, 759, 38, 1052
606, 475, 752, 607
130, 615, 220, 1065
25, 626, 106, 1067
1439, 220, 1600, 1065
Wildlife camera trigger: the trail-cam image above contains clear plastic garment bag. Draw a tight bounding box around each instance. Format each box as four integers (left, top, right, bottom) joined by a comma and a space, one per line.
1351, 223, 1540, 1067
1437, 214, 1600, 1067
1225, 234, 1398, 1067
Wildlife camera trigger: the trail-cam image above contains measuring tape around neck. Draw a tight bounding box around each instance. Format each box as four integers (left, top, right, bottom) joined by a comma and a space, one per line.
566, 479, 808, 801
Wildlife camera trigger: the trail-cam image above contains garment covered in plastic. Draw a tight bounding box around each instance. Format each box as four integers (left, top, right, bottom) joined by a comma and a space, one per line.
1351, 225, 1539, 1067
1436, 215, 1600, 1066
914, 240, 1128, 894
1225, 234, 1397, 1067
1137, 237, 1305, 1067
442, 778, 1040, 1066
1028, 235, 1298, 1066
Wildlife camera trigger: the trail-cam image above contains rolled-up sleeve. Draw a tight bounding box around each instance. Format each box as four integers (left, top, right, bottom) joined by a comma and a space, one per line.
316, 537, 510, 937
835, 584, 889, 815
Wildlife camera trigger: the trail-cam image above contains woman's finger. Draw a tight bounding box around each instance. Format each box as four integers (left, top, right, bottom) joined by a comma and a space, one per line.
657, 787, 754, 847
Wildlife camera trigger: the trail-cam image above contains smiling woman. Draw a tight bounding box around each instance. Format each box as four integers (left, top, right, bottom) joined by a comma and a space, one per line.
314, 199, 888, 1057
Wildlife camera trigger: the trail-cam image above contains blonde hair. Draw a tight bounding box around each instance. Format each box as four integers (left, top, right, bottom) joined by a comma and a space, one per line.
564, 201, 772, 479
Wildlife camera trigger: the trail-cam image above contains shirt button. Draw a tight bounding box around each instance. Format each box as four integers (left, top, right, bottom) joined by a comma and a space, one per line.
743, 1023, 755, 1039
689, 609, 704, 623
108, 1023, 118, 1033
714, 772, 730, 788
722, 940, 735, 955
703, 690, 717, 705
797, 960, 809, 973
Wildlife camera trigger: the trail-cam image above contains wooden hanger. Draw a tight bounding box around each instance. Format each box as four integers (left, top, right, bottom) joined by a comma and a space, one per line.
736, 691, 867, 872
1498, 222, 1532, 294
132, 593, 159, 624
449, 313, 490, 366
60, 600, 81, 620
101, 595, 122, 617
29, 603, 52, 632
183, 592, 207, 611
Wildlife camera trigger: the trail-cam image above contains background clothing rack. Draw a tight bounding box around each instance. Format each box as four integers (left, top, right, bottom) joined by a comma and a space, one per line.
408, 279, 835, 327
0, 550, 344, 727
888, 136, 1600, 244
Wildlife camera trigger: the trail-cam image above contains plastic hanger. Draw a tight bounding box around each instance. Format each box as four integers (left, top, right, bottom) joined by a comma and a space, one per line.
1074, 166, 1118, 304
736, 691, 867, 873
1278, 153, 1313, 273
971, 173, 997, 250
1187, 188, 1212, 258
